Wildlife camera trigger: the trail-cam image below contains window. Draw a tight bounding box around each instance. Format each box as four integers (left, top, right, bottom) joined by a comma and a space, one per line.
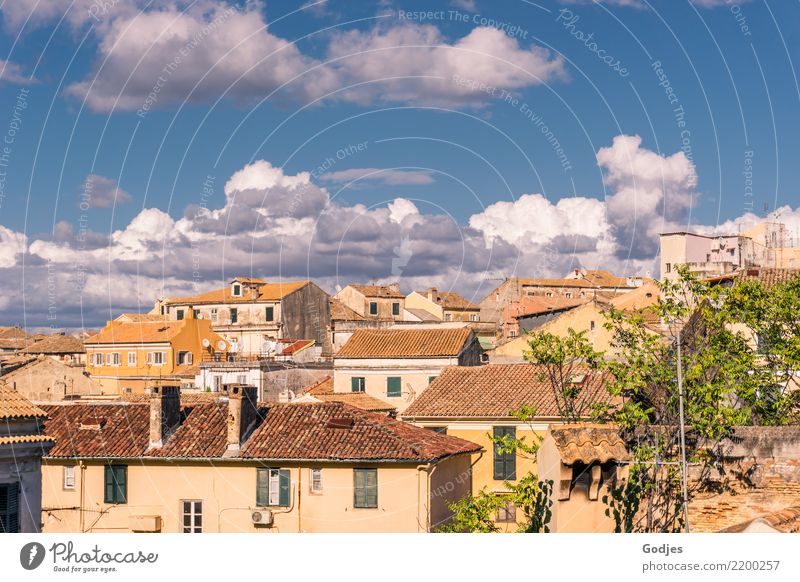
369, 301, 378, 315
256, 468, 290, 507
176, 351, 193, 366
565, 292, 572, 299
213, 375, 222, 390
230, 308, 238, 324
181, 500, 202, 533
353, 468, 378, 508
428, 376, 437, 384
232, 284, 242, 296
0, 483, 20, 533
127, 352, 136, 366
545, 292, 553, 298
471, 314, 479, 322
428, 427, 447, 435
176, 309, 184, 320
445, 313, 452, 321
90, 353, 103, 366
391, 302, 400, 316
63, 466, 76, 490
147, 352, 166, 366
496, 500, 517, 523
106, 352, 121, 366
590, 320, 596, 331
508, 330, 517, 338
236, 374, 247, 384
351, 377, 366, 393
666, 263, 672, 273
104, 465, 127, 504
310, 469, 323, 494
265, 306, 274, 322
493, 427, 516, 481
210, 308, 218, 323
387, 377, 401, 397
193, 309, 200, 319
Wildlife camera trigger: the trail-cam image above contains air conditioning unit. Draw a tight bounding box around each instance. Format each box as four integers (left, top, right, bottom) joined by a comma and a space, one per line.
251, 509, 274, 527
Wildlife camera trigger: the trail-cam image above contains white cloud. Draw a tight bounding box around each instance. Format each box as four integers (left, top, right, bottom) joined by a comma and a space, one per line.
80, 174, 132, 208
0, 226, 27, 268
0, 59, 34, 84
320, 168, 436, 185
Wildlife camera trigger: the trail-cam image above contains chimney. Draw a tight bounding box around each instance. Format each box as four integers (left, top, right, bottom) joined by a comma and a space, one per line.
427, 288, 437, 301
387, 282, 401, 294
149, 385, 181, 449
224, 384, 258, 456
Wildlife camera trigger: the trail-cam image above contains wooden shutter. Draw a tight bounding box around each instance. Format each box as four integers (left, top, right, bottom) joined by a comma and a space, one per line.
351, 377, 362, 393
353, 469, 365, 507
115, 466, 127, 503
256, 468, 269, 507
278, 470, 291, 507
265, 307, 274, 321
104, 466, 114, 503
387, 377, 401, 397
0, 482, 20, 533
365, 469, 377, 508
354, 469, 377, 508
492, 428, 516, 481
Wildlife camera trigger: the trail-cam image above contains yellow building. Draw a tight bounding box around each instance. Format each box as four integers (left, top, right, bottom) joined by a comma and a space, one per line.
491, 282, 661, 362
39, 385, 479, 533
402, 363, 610, 531
84, 315, 228, 394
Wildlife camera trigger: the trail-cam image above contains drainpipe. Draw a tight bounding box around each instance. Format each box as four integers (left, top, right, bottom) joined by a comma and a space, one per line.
297, 468, 302, 533
79, 462, 86, 533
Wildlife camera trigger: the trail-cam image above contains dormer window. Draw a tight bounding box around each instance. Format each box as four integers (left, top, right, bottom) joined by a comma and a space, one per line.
232, 283, 242, 297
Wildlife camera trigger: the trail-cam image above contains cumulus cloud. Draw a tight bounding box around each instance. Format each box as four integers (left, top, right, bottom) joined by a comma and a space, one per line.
0, 226, 27, 268
6, 0, 565, 112
320, 168, 436, 186
80, 174, 132, 208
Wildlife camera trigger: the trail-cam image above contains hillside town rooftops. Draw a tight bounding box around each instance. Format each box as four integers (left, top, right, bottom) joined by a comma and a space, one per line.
0, 385, 49, 419
85, 320, 188, 344
336, 327, 474, 359
19, 334, 85, 355
167, 280, 310, 305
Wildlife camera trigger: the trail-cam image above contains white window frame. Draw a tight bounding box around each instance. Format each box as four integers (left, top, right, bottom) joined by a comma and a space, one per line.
147, 351, 167, 366
90, 353, 103, 367
63, 466, 76, 490
210, 308, 218, 323
310, 468, 323, 494
176, 351, 193, 366
127, 352, 137, 366
106, 352, 121, 366
181, 500, 202, 533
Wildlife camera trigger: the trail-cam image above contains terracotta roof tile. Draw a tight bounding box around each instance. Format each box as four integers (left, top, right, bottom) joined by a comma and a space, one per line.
417, 289, 479, 311
708, 268, 800, 288
329, 299, 365, 321
85, 321, 187, 344
20, 334, 85, 354
348, 284, 404, 299
167, 280, 309, 305
301, 377, 396, 412
0, 434, 54, 445
41, 399, 479, 462
336, 327, 475, 359
0, 386, 49, 419
0, 326, 29, 339
116, 313, 167, 323
549, 424, 629, 464
403, 364, 610, 419
721, 506, 800, 533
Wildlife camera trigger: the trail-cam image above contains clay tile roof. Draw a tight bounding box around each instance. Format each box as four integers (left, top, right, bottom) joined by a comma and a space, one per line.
0, 386, 48, 419
116, 313, 167, 323
403, 364, 610, 419
0, 434, 54, 445
349, 284, 404, 299
418, 289, 479, 311
301, 377, 396, 413
329, 299, 365, 322
85, 321, 186, 344
20, 334, 85, 354
167, 280, 309, 305
41, 399, 478, 462
336, 327, 475, 359
241, 401, 480, 461
721, 506, 800, 533
280, 339, 314, 356
232, 277, 267, 284
737, 268, 800, 288
0, 326, 28, 339
41, 403, 150, 458
549, 424, 629, 464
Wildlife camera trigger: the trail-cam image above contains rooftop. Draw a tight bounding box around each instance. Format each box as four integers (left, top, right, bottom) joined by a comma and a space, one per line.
416, 289, 479, 311
20, 334, 85, 355
298, 376, 396, 413
85, 320, 189, 345
403, 364, 610, 419
0, 385, 49, 419
167, 280, 310, 305
329, 299, 365, 322
347, 284, 404, 299
336, 327, 475, 359
549, 424, 629, 464
707, 267, 800, 288
41, 399, 480, 462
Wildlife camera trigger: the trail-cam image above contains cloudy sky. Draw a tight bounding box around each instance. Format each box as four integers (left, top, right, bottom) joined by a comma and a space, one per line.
0, 0, 798, 329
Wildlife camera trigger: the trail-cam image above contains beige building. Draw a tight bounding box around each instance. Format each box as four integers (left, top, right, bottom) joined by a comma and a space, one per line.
333, 327, 484, 413
40, 385, 480, 533
161, 277, 330, 356
402, 363, 611, 531
405, 288, 481, 322
84, 315, 228, 394
1, 357, 105, 401
19, 333, 86, 365
1, 386, 54, 532
491, 282, 661, 362
333, 283, 405, 321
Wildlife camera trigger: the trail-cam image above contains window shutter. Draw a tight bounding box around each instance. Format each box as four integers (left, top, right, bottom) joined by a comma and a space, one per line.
353, 469, 365, 507
366, 469, 378, 507
256, 468, 269, 507
265, 307, 274, 322
387, 377, 401, 397
115, 466, 127, 503
278, 470, 291, 507
104, 466, 114, 503
146, 352, 153, 365
0, 483, 20, 533
351, 377, 360, 393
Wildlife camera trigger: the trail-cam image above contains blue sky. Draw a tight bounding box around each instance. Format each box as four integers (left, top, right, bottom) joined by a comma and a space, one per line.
0, 0, 798, 328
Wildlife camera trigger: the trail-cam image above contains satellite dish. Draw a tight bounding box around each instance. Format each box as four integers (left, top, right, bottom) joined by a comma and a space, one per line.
202, 338, 211, 348
217, 340, 227, 351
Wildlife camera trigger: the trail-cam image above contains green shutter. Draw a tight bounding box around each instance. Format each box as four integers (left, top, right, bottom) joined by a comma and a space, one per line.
105, 465, 127, 503
353, 469, 365, 507
265, 307, 274, 321
193, 309, 200, 319
392, 303, 400, 316
365, 469, 378, 508
256, 468, 269, 507
104, 466, 114, 503
492, 428, 516, 481
387, 377, 401, 397
351, 377, 364, 393
117, 466, 127, 503
177, 310, 184, 320
279, 470, 290, 507
230, 308, 238, 323
354, 469, 377, 508
369, 302, 377, 315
